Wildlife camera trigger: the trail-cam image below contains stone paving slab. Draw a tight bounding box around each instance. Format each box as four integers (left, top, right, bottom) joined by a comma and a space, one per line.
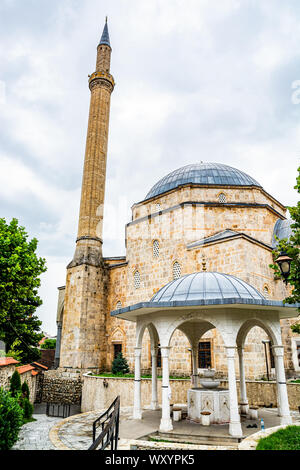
12, 414, 63, 451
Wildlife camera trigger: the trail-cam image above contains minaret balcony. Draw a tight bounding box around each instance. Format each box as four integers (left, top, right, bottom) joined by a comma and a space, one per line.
89, 71, 115, 90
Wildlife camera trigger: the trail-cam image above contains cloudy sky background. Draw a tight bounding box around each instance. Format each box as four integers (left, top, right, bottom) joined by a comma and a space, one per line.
0, 0, 299, 335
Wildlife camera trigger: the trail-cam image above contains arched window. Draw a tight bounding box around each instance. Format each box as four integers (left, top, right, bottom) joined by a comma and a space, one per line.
218, 193, 226, 203
155, 203, 161, 212
116, 301, 122, 310
153, 240, 160, 258
173, 261, 181, 280
134, 271, 141, 289
263, 286, 270, 299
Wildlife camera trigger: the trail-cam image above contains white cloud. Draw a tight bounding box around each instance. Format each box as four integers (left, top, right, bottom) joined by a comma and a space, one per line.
1, 0, 299, 335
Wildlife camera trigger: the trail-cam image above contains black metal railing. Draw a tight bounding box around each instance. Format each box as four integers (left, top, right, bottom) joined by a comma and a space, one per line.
88, 396, 120, 451
46, 403, 71, 419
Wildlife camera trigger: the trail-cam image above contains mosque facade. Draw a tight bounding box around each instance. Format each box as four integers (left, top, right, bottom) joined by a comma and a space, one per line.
56, 21, 300, 381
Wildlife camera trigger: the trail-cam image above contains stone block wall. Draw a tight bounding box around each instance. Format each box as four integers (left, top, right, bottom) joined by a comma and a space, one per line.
40, 370, 82, 405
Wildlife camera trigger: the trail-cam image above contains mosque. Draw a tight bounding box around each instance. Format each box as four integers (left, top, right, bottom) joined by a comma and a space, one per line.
55, 20, 300, 387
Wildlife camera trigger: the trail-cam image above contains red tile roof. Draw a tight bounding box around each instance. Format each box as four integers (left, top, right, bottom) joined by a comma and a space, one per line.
0, 357, 19, 367
32, 362, 48, 370
16, 365, 35, 375
31, 370, 39, 376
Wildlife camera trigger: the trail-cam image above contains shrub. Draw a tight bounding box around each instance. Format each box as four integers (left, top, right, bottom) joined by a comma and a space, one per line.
21, 381, 30, 399
112, 352, 130, 375
256, 426, 300, 450
10, 370, 21, 397
21, 398, 33, 421
0, 388, 24, 450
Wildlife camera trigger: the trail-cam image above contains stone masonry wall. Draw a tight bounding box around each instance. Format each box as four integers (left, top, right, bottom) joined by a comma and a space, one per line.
81, 375, 300, 413
41, 370, 82, 405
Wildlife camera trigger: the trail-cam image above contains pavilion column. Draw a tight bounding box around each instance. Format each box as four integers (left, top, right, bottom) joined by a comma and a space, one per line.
151, 347, 159, 410
273, 345, 292, 425
191, 345, 198, 387
133, 347, 142, 420
159, 346, 173, 432
226, 346, 243, 438
237, 347, 249, 415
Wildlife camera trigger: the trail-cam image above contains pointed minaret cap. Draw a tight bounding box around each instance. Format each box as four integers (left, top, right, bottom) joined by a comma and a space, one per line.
99, 17, 111, 47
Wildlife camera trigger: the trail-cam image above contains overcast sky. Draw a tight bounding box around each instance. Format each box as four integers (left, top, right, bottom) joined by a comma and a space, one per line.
0, 0, 299, 335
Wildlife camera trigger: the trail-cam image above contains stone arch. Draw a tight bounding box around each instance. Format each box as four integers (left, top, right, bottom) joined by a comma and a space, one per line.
153, 311, 230, 349
136, 321, 159, 350
236, 317, 281, 349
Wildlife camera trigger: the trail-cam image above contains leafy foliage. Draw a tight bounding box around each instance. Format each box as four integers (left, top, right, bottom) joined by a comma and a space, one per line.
41, 338, 56, 350
270, 167, 300, 332
256, 425, 300, 450
112, 352, 130, 375
0, 387, 24, 450
0, 218, 46, 363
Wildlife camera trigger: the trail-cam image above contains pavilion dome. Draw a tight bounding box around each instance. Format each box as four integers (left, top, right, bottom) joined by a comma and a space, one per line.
145, 162, 261, 200
151, 272, 265, 303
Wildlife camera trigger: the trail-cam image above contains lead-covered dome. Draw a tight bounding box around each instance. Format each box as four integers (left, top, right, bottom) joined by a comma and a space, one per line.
145, 162, 261, 200
151, 272, 265, 303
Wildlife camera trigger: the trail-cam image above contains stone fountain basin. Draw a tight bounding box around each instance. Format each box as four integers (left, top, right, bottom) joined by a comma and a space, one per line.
199, 380, 220, 389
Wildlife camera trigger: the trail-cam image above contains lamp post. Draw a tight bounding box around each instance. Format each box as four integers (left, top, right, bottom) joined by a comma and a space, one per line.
275, 251, 292, 285
262, 340, 271, 381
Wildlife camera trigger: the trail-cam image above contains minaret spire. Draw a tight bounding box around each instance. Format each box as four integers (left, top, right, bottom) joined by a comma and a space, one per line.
70, 21, 115, 267
99, 16, 110, 47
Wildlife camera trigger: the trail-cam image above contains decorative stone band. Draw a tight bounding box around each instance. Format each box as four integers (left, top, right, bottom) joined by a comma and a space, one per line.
76, 236, 103, 244
89, 71, 115, 93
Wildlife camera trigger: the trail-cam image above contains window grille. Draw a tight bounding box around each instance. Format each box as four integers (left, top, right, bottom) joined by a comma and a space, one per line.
153, 240, 160, 258
173, 262, 181, 280
218, 193, 226, 203
116, 302, 122, 309
134, 271, 141, 289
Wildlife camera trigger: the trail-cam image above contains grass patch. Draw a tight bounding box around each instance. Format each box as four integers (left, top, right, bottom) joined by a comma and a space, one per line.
290, 379, 300, 383
256, 426, 300, 450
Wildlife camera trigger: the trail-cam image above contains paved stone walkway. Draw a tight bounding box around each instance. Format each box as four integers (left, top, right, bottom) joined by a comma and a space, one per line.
12, 414, 62, 451
12, 407, 300, 451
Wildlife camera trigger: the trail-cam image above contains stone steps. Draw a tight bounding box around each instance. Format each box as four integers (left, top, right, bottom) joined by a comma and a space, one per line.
146, 431, 241, 447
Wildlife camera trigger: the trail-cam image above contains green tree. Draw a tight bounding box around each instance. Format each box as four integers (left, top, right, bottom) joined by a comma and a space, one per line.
0, 218, 46, 363
270, 167, 300, 333
21, 381, 30, 399
0, 388, 24, 450
41, 338, 56, 350
112, 352, 130, 375
9, 370, 22, 398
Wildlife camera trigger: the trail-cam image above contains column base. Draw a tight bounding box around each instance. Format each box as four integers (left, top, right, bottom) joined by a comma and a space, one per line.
229, 421, 243, 438
150, 402, 159, 411
280, 415, 292, 426
133, 410, 142, 420
159, 418, 173, 432
240, 403, 249, 415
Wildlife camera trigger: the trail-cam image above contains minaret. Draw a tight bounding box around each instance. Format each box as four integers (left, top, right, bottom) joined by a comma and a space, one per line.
59, 20, 114, 372
72, 17, 115, 267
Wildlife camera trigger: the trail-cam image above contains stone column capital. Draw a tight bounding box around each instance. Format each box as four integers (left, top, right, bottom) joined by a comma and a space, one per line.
151, 347, 158, 357
134, 347, 142, 358
272, 345, 284, 357
160, 346, 171, 359
225, 346, 237, 359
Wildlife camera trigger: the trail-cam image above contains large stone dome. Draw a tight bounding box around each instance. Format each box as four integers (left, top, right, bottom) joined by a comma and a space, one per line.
151, 272, 265, 303
145, 162, 261, 200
